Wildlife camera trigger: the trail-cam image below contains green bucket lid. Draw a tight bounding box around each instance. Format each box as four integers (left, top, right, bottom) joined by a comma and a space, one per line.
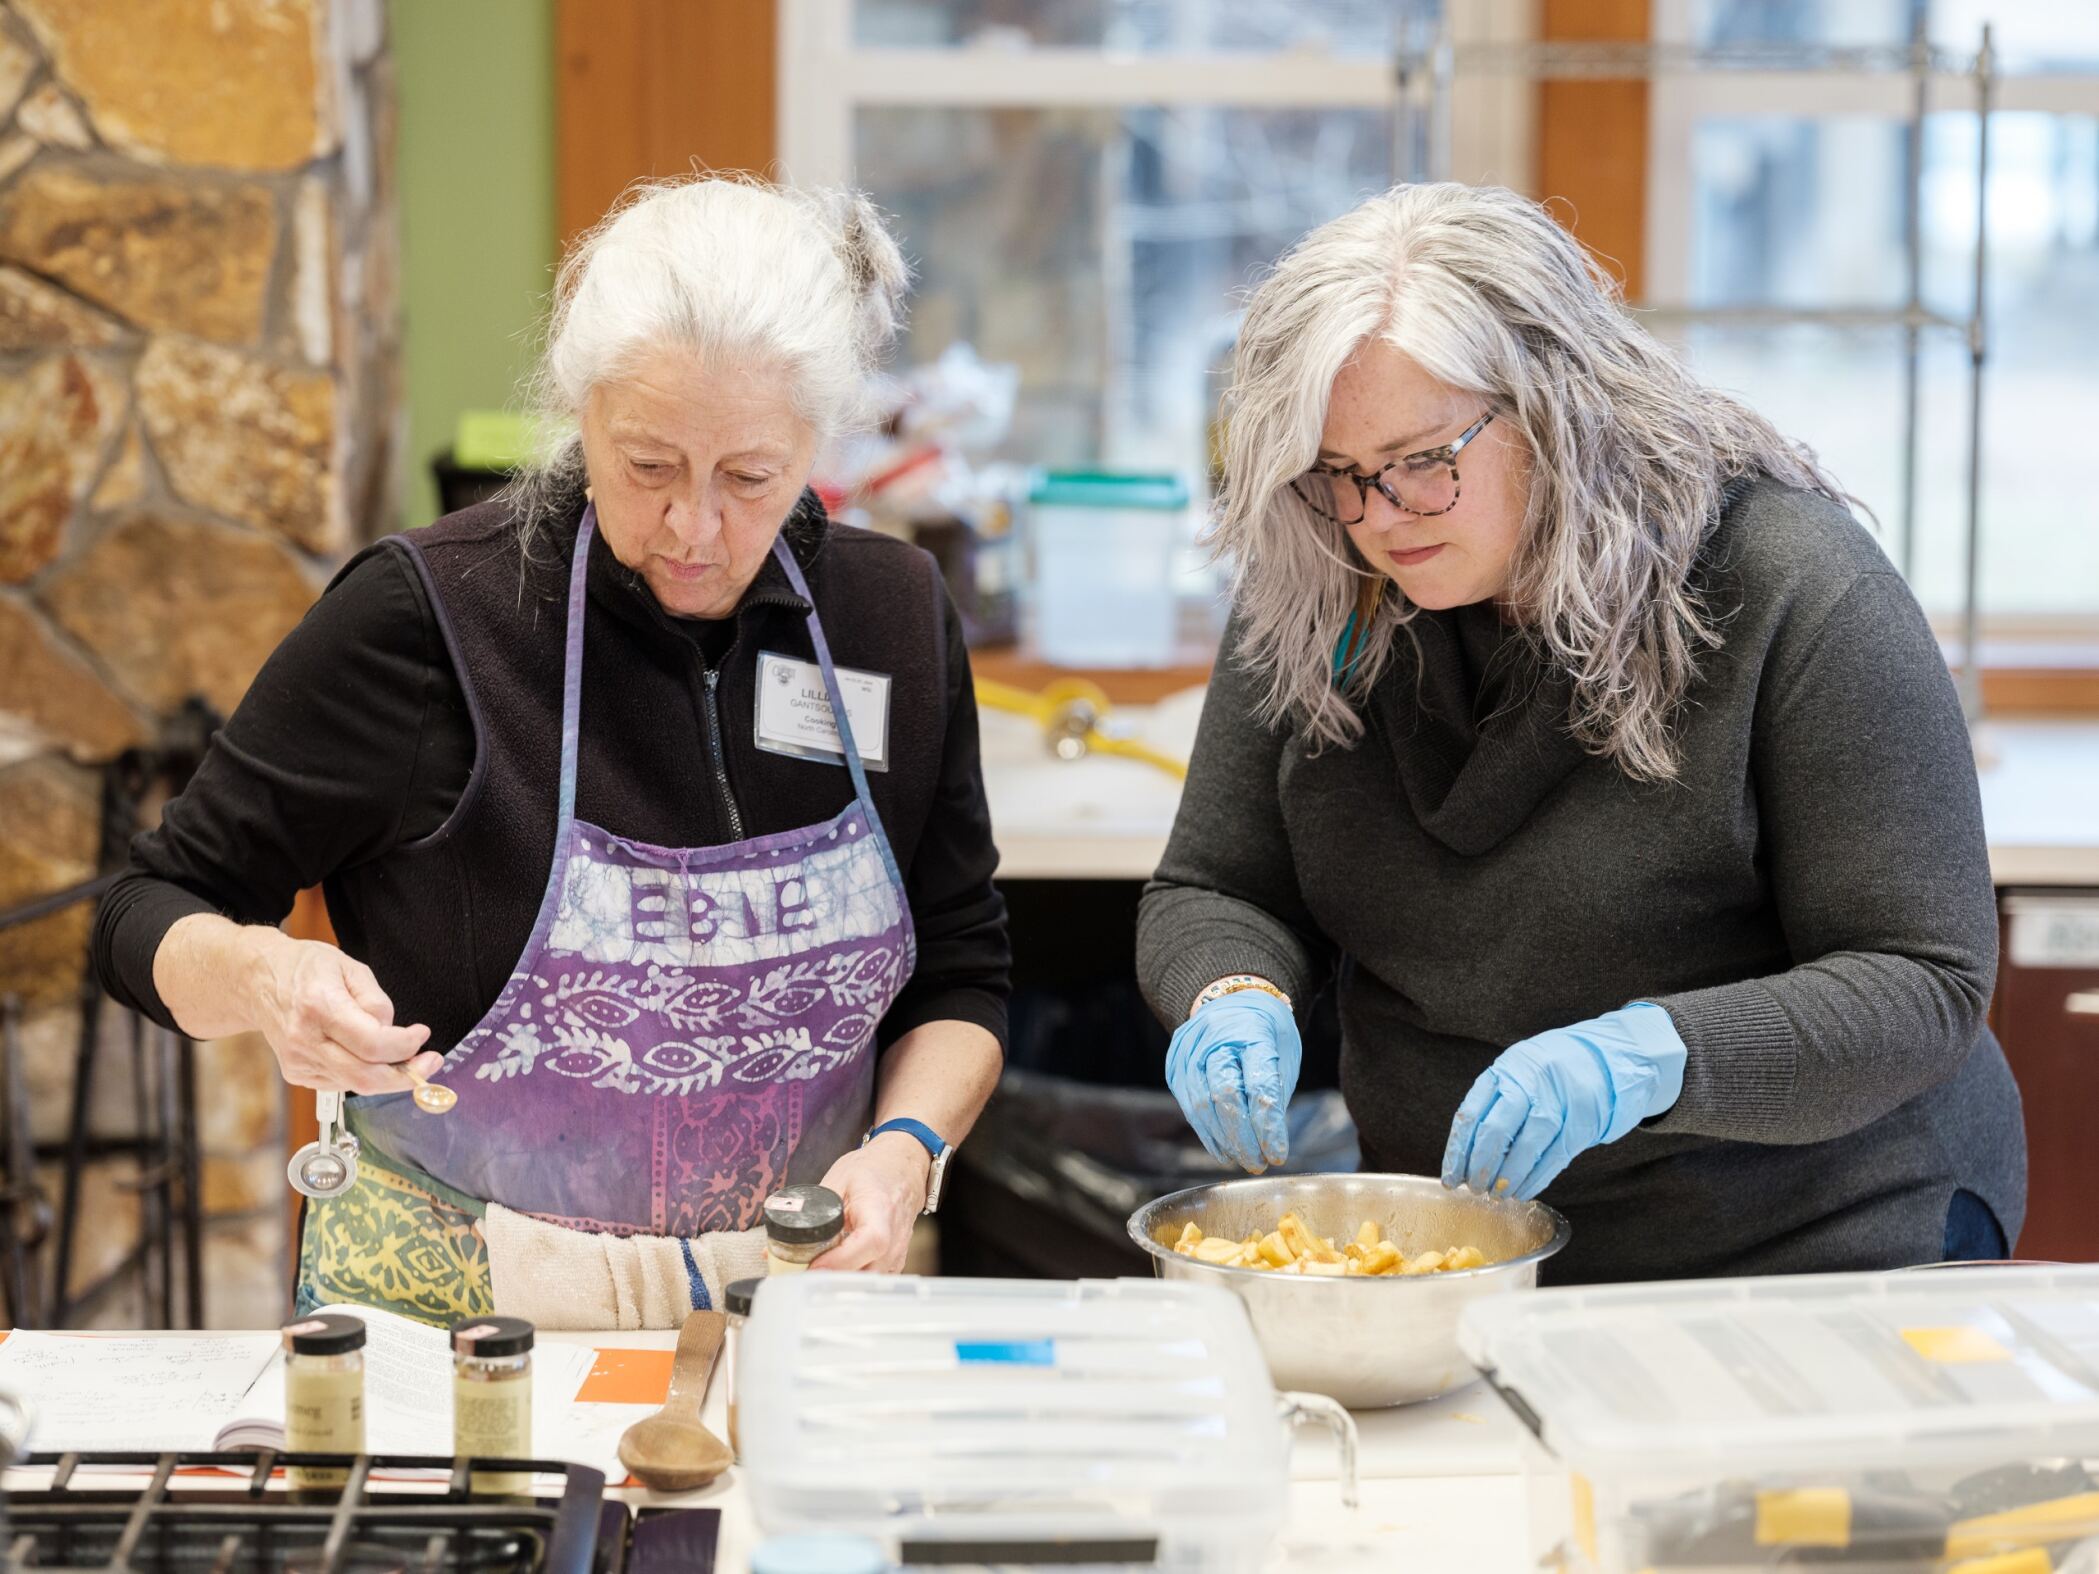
1026, 470, 1189, 511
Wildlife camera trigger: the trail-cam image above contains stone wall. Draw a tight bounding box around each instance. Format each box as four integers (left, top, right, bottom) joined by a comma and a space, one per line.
0, 0, 398, 1328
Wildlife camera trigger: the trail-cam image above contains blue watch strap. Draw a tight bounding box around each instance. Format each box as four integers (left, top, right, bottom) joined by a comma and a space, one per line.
866, 1116, 946, 1158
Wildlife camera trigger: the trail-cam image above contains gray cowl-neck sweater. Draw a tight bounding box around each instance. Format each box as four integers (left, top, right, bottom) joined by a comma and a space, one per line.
1137, 476, 2025, 1284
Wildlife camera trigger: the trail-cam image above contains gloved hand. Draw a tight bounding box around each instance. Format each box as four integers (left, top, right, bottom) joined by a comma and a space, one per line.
1441, 1003, 1687, 1201
1166, 988, 1302, 1173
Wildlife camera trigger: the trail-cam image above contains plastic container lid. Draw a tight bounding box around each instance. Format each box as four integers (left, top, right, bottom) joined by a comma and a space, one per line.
725, 1278, 762, 1318
739, 1276, 1288, 1563
764, 1185, 846, 1247
282, 1313, 365, 1357
1460, 1265, 2099, 1476
1026, 470, 1190, 511
451, 1316, 535, 1358
748, 1534, 887, 1574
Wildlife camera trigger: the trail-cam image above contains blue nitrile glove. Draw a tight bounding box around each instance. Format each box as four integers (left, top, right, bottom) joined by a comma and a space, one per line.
1165, 988, 1303, 1173
1440, 1003, 1687, 1202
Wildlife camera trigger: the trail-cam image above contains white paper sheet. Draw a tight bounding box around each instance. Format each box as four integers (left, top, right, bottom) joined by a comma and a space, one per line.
0, 1307, 599, 1473
0, 1332, 278, 1452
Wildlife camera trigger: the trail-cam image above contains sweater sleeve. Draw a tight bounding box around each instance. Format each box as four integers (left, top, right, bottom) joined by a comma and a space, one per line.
90, 546, 462, 1029
1136, 612, 1335, 1026
876, 582, 1011, 1051
1646, 570, 1998, 1145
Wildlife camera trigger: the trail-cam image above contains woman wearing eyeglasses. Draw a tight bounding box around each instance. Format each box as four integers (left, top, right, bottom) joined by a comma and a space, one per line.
1136, 183, 2023, 1282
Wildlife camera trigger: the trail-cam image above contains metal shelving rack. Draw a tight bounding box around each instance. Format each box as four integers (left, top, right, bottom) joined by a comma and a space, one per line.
1393, 18, 1999, 720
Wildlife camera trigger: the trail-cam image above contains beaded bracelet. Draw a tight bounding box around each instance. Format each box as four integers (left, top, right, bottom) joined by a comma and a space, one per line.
1190, 973, 1292, 1018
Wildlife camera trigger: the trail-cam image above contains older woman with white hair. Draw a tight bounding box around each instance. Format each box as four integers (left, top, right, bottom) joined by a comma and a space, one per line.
1138, 183, 2024, 1282
93, 177, 1008, 1323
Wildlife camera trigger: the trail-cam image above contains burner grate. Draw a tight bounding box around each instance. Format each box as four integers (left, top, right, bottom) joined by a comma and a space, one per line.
5, 1451, 608, 1574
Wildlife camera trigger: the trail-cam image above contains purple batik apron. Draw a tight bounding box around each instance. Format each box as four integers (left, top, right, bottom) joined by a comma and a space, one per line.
352, 505, 915, 1242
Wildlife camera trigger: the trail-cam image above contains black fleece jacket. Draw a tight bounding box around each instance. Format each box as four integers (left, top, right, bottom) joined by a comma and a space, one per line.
93, 491, 1010, 1060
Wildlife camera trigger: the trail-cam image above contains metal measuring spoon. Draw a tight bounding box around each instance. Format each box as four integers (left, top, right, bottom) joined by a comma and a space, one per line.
288, 1090, 360, 1197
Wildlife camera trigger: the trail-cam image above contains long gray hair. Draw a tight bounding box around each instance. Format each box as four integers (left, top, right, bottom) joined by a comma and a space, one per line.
1216, 182, 1846, 781
504, 174, 909, 554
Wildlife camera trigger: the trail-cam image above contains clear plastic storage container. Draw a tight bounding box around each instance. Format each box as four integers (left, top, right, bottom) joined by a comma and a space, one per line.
1027, 471, 1190, 669
1459, 1266, 2099, 1574
737, 1275, 1293, 1569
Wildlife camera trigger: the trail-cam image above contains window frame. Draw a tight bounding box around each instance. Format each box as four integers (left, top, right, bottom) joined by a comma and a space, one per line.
1643, 5, 2099, 648
776, 0, 1535, 209
775, 0, 1534, 507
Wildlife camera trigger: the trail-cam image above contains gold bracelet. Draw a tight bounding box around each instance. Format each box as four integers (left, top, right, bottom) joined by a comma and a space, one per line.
1190, 974, 1292, 1018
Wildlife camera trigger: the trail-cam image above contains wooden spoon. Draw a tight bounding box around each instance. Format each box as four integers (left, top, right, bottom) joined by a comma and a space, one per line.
617, 1308, 732, 1492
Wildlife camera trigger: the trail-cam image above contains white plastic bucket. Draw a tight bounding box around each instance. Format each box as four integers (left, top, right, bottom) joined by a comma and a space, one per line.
1028, 471, 1189, 668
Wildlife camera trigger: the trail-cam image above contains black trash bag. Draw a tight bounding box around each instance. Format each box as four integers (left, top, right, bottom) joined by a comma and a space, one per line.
939, 1067, 1359, 1280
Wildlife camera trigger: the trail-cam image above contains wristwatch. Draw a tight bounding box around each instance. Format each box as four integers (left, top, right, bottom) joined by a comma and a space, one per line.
863, 1117, 952, 1214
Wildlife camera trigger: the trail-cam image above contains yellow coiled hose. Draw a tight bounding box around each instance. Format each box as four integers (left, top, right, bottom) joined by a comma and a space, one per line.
973, 677, 1188, 781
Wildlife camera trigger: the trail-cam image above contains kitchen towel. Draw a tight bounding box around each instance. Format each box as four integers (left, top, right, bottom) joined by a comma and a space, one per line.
483, 1203, 768, 1330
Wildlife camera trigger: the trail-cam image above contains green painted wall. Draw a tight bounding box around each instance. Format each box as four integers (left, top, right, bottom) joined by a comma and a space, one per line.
391, 0, 556, 528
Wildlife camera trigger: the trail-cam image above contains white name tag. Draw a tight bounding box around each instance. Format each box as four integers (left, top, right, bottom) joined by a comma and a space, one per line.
754, 651, 892, 771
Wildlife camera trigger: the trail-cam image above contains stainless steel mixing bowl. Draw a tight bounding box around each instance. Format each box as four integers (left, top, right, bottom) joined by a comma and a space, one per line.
1127, 1173, 1570, 1409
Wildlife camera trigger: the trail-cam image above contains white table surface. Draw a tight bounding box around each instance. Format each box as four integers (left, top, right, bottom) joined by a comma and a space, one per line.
984, 693, 2099, 887
978, 688, 1202, 881
2, 1325, 1539, 1572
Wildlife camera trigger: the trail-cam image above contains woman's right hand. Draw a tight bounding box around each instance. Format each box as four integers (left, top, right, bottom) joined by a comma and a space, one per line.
1165, 987, 1302, 1173
248, 931, 442, 1094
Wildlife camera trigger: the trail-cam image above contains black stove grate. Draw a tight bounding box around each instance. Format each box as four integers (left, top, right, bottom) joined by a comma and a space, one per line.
5, 1451, 608, 1574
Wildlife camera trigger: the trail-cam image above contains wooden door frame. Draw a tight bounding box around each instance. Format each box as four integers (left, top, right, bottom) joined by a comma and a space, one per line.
555, 0, 780, 254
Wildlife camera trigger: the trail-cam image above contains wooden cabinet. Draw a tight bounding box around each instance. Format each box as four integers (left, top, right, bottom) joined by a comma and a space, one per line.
1996, 892, 2099, 1261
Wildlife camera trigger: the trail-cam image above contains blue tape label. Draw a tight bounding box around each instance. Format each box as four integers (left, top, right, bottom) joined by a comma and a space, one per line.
955, 1339, 1056, 1367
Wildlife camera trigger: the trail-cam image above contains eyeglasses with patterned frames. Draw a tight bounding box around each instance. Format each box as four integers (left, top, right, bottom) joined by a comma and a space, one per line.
1289, 411, 1496, 525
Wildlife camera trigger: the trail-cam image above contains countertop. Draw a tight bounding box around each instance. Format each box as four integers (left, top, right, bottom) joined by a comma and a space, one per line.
982, 695, 2099, 887
1, 1324, 1536, 1572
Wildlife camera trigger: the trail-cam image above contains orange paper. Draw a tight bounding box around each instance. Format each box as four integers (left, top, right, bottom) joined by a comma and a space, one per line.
577, 1347, 674, 1405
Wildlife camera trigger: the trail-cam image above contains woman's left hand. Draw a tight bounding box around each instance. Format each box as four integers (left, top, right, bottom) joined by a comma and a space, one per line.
809, 1133, 930, 1273
1441, 1003, 1689, 1201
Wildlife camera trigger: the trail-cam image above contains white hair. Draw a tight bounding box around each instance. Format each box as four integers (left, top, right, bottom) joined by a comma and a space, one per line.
506, 174, 909, 544
1216, 182, 1849, 782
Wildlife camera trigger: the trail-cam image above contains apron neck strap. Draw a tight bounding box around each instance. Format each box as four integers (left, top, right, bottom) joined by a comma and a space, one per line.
560, 510, 899, 884
556, 503, 596, 837
768, 534, 891, 839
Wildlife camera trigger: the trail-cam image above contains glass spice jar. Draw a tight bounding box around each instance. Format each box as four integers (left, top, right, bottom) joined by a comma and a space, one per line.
451, 1316, 535, 1494
282, 1313, 366, 1491
763, 1185, 845, 1275
723, 1276, 762, 1458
